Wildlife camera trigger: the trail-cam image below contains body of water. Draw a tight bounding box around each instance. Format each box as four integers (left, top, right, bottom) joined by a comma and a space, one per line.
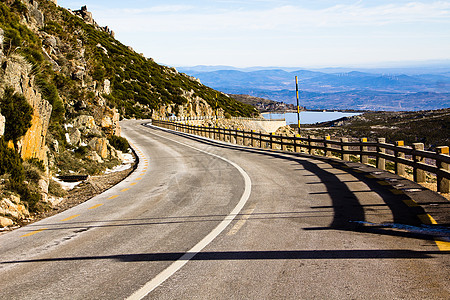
262, 111, 362, 125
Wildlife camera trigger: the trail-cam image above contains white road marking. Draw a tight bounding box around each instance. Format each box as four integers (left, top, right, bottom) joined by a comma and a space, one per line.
127, 126, 252, 300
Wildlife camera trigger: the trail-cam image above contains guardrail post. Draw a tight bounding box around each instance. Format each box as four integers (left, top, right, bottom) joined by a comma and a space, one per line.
341, 138, 349, 161
376, 138, 386, 170
270, 133, 275, 149
325, 135, 332, 157
281, 135, 287, 151
259, 131, 263, 148
251, 131, 256, 147
436, 146, 450, 193
308, 135, 316, 155
395, 141, 406, 176
412, 143, 426, 183
292, 135, 297, 152
360, 138, 368, 164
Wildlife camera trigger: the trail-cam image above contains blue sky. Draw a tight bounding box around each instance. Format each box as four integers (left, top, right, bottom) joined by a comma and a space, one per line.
59, 0, 450, 68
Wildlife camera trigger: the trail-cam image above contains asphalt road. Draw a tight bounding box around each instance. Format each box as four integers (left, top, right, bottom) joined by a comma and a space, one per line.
0, 120, 448, 299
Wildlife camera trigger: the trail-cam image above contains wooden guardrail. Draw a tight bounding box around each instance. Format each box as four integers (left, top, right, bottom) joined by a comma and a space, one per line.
151, 119, 450, 193
158, 116, 282, 122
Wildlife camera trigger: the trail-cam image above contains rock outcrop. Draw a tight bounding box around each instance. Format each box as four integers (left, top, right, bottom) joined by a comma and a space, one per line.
73, 6, 115, 37
1, 55, 52, 163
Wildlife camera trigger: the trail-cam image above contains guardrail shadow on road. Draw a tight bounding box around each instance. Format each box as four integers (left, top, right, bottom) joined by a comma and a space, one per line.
2, 249, 447, 265
146, 124, 449, 244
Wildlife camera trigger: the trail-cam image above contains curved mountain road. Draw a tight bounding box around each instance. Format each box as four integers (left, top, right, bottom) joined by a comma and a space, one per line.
0, 120, 448, 299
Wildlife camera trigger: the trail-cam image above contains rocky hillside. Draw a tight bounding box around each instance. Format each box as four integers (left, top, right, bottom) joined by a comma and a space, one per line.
228, 94, 298, 113
0, 0, 257, 228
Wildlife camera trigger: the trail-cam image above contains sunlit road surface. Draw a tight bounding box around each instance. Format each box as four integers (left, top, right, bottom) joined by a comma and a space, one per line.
0, 119, 448, 299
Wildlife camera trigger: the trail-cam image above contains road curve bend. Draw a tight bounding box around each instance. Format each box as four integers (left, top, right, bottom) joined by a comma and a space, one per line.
0, 120, 448, 299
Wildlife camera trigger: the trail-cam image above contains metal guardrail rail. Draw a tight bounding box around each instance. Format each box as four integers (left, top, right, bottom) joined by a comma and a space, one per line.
152, 119, 450, 193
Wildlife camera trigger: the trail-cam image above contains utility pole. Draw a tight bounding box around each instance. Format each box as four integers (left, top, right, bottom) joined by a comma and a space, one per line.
295, 76, 300, 135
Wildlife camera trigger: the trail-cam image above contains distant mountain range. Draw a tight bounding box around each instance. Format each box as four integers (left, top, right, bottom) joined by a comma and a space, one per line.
176, 66, 450, 111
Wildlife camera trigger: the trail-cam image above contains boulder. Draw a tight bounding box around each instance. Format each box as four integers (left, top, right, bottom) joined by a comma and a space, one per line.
87, 150, 103, 163
103, 79, 111, 95
109, 147, 124, 161
0, 112, 5, 137
28, 0, 45, 28
0, 196, 30, 220
73, 115, 96, 131
0, 27, 4, 56
88, 137, 108, 159
0, 217, 13, 228
66, 128, 81, 146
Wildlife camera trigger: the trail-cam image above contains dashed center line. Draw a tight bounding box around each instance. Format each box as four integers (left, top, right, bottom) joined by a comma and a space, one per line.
130, 183, 137, 186
435, 241, 450, 251
377, 181, 390, 186
418, 214, 437, 225
21, 228, 48, 237
390, 189, 404, 195
402, 199, 419, 207
88, 204, 104, 210
227, 206, 256, 236
108, 195, 119, 200
121, 188, 130, 192
60, 215, 80, 222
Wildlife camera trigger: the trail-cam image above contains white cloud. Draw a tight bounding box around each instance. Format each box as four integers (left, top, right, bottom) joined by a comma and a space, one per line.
95, 1, 450, 33
113, 5, 194, 14
88, 1, 450, 66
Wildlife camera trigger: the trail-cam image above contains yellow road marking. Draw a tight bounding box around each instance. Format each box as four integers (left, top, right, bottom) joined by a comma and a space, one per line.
390, 189, 404, 195
60, 215, 80, 222
21, 228, 48, 237
377, 181, 390, 186
88, 204, 104, 210
416, 214, 449, 252
136, 177, 142, 180
402, 199, 419, 207
108, 195, 119, 200
130, 183, 137, 186
418, 214, 437, 225
120, 188, 130, 192
140, 173, 145, 176
227, 207, 256, 236
435, 241, 450, 251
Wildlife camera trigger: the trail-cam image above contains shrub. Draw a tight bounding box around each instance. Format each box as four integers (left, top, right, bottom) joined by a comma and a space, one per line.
48, 179, 67, 198
109, 135, 129, 152
0, 138, 43, 212
0, 88, 33, 147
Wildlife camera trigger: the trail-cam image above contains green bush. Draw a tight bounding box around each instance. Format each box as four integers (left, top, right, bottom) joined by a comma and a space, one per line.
0, 88, 33, 146
0, 137, 24, 182
74, 146, 88, 157
109, 135, 129, 152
